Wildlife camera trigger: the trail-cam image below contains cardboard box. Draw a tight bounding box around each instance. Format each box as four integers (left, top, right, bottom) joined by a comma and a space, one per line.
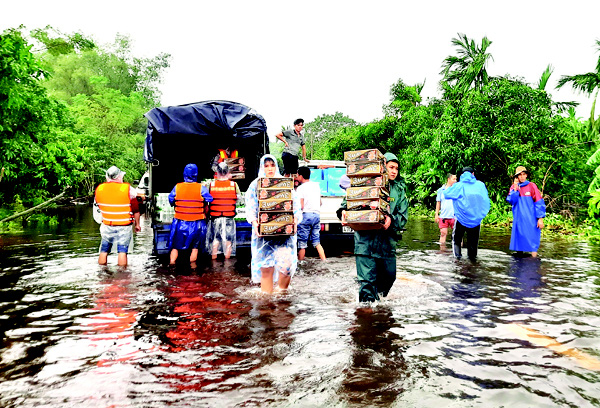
258, 199, 293, 212
345, 210, 387, 230
258, 189, 293, 200
349, 174, 388, 187
224, 157, 245, 166
346, 186, 389, 201
346, 198, 390, 213
346, 161, 386, 177
259, 223, 295, 236
258, 177, 294, 190
259, 211, 294, 224
225, 163, 245, 173
344, 149, 384, 163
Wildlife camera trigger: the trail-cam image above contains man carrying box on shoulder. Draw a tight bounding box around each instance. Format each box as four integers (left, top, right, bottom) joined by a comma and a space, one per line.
337, 152, 409, 303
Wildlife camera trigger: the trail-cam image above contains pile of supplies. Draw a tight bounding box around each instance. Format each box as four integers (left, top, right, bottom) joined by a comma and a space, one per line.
224, 157, 245, 179
344, 149, 390, 230
257, 177, 294, 236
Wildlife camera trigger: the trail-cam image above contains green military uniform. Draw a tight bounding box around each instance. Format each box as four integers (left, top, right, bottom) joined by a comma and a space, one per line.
337, 152, 409, 302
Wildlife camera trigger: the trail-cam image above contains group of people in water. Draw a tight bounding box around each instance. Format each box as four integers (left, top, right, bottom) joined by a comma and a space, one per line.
94, 116, 546, 301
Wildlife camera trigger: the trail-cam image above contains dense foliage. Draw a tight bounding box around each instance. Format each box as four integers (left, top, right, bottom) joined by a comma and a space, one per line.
0, 27, 170, 212
311, 34, 598, 225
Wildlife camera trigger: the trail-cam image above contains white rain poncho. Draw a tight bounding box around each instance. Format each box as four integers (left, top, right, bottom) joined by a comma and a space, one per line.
245, 154, 302, 284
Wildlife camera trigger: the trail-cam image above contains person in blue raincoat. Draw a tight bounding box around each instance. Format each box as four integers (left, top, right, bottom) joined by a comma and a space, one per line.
337, 152, 409, 303
444, 166, 490, 261
168, 164, 213, 266
507, 165, 546, 257
245, 154, 302, 294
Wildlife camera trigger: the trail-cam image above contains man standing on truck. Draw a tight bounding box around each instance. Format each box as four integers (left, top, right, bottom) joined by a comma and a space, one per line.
167, 163, 213, 267
95, 165, 141, 266
337, 152, 409, 303
296, 166, 326, 261
275, 118, 308, 176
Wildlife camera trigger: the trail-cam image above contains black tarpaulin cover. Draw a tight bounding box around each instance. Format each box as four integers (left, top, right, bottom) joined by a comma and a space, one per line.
143, 100, 269, 192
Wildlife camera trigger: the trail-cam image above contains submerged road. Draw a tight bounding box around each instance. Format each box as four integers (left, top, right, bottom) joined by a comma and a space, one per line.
0, 207, 599, 407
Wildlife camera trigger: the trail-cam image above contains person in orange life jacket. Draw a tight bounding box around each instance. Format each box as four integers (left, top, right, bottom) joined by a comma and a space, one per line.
167, 163, 213, 266
296, 166, 326, 261
95, 166, 141, 266
211, 147, 239, 173
207, 162, 242, 260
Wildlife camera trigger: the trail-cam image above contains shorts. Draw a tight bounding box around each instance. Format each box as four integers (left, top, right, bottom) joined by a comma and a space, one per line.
297, 212, 321, 249
438, 218, 455, 229
281, 152, 299, 175
99, 224, 133, 254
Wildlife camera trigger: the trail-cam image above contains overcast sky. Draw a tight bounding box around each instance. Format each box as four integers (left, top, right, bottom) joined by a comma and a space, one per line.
2, 0, 600, 136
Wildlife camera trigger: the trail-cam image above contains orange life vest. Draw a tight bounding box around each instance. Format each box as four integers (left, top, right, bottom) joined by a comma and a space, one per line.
174, 182, 205, 221
218, 149, 239, 162
95, 182, 133, 226
209, 180, 237, 217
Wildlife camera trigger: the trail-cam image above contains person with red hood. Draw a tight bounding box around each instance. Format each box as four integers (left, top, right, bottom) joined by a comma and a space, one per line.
507, 166, 546, 257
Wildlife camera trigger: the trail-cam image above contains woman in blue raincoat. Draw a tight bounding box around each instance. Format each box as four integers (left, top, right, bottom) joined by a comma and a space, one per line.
168, 163, 213, 265
245, 154, 302, 294
507, 166, 546, 257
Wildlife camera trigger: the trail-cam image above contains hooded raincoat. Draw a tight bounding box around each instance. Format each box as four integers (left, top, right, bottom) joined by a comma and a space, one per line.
507, 180, 546, 252
245, 155, 302, 284
337, 152, 409, 302
443, 172, 490, 228
168, 164, 213, 251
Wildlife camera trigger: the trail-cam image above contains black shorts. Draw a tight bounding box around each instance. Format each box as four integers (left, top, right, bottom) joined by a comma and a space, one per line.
281, 152, 299, 175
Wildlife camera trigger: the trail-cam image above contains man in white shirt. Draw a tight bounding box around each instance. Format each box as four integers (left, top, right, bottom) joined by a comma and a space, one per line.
296, 167, 326, 260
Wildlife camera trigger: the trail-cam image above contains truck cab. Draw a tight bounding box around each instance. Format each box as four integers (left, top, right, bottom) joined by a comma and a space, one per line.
301, 159, 353, 243
143, 100, 269, 256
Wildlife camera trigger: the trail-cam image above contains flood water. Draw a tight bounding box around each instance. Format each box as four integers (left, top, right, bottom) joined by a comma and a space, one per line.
1, 207, 600, 407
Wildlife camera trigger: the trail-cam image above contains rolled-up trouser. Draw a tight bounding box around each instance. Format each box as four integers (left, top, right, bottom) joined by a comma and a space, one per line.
355, 255, 396, 302
452, 220, 481, 261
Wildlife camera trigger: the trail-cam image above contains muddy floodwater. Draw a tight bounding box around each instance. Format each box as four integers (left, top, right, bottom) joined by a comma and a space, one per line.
1, 207, 600, 407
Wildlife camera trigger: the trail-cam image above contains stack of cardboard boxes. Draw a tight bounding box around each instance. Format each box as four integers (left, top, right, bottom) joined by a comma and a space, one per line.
343, 149, 390, 230
257, 177, 295, 236
224, 157, 245, 179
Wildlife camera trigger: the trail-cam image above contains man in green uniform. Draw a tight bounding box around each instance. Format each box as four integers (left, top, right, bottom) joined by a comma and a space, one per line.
337, 152, 409, 302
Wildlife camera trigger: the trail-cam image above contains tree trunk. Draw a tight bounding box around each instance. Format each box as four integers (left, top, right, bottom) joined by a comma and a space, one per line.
0, 189, 69, 223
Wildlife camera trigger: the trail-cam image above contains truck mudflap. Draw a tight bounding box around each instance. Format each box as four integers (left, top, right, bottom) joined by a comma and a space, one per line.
152, 223, 171, 256
152, 220, 252, 256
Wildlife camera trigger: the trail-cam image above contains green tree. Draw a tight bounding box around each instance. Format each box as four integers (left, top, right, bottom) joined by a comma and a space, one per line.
0, 28, 74, 205
557, 40, 600, 220
304, 112, 357, 159
383, 78, 425, 117
440, 33, 493, 97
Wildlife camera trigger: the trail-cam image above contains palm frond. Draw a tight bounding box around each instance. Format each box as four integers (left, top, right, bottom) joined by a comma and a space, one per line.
538, 64, 554, 90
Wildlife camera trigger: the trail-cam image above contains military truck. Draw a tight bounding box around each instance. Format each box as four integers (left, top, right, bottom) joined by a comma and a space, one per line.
143, 100, 269, 255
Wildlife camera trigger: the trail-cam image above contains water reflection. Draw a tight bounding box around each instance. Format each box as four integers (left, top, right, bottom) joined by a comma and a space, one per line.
342, 306, 408, 406
507, 256, 544, 316
1, 209, 599, 407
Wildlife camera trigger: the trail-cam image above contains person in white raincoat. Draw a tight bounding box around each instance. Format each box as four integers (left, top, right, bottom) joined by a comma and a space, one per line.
245, 154, 302, 293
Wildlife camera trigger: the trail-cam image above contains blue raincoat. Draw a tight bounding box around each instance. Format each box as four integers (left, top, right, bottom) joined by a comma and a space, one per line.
245, 154, 302, 284
167, 164, 213, 251
444, 172, 490, 228
507, 180, 546, 252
